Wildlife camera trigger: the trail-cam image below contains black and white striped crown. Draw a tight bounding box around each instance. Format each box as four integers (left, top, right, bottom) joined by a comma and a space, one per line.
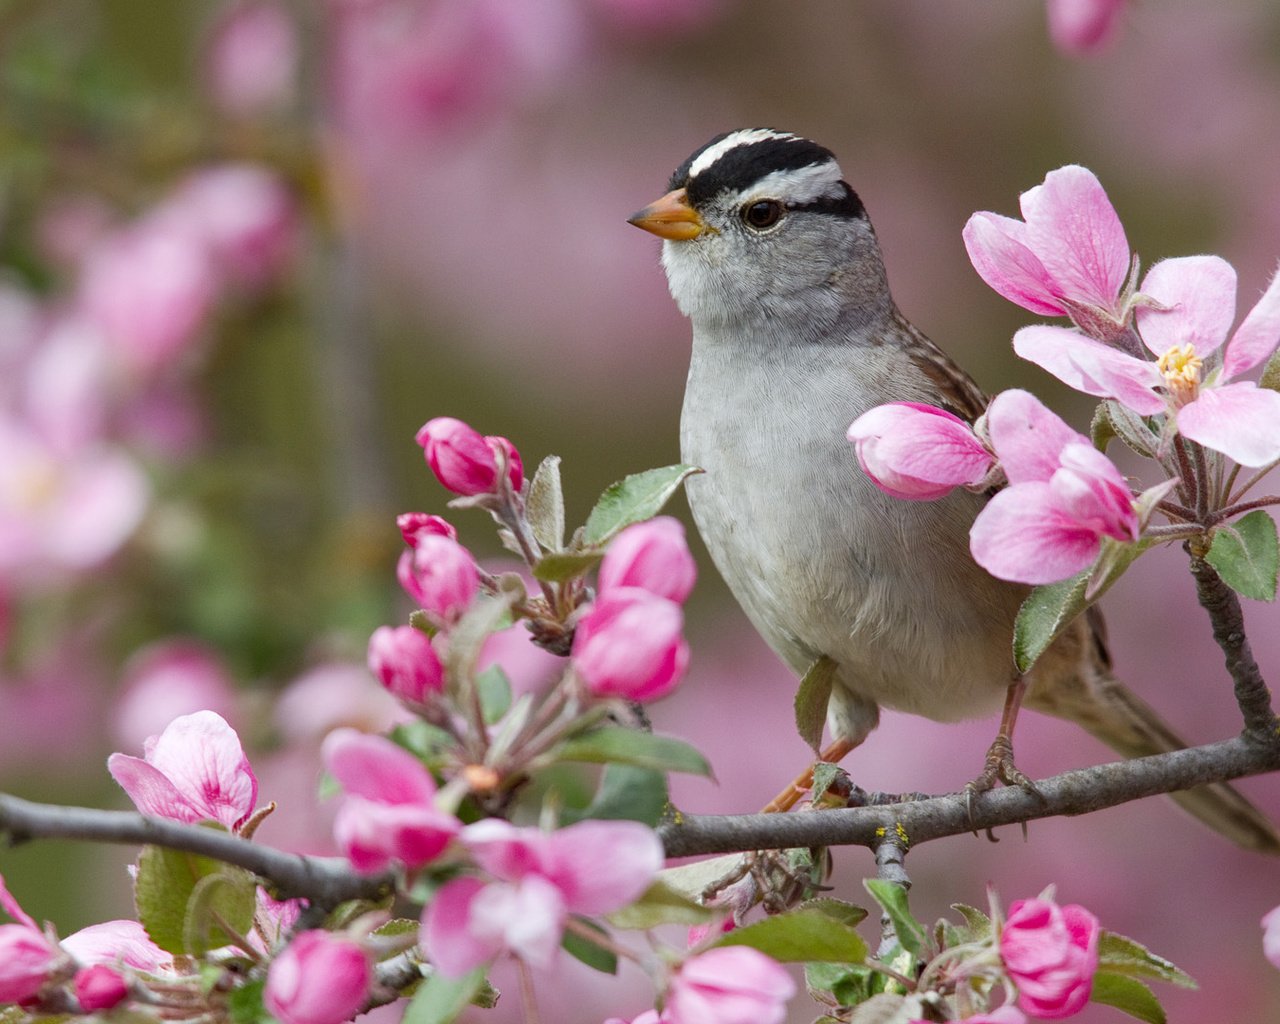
668, 128, 865, 219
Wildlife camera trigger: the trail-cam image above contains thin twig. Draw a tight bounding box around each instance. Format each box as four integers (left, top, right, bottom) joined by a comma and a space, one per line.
1209, 495, 1280, 525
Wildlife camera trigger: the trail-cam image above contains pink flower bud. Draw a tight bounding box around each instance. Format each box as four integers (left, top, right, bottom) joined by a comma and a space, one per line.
1000, 897, 1100, 1019
599, 517, 697, 604
416, 417, 523, 496
204, 1, 299, 118
367, 625, 444, 703
397, 534, 479, 622
847, 402, 993, 501
1263, 905, 1280, 969
264, 931, 372, 1024
396, 512, 457, 547
666, 946, 795, 1024
74, 965, 128, 1011
0, 924, 58, 1005
571, 588, 689, 702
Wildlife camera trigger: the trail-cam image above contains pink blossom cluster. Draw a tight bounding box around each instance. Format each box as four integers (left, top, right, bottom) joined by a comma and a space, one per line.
999, 896, 1101, 1018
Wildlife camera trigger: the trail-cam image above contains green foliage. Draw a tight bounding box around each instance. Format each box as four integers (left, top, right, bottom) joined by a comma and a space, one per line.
570, 763, 670, 826
582, 465, 702, 545
402, 968, 489, 1024
717, 902, 869, 963
531, 550, 604, 582
863, 879, 926, 959
527, 455, 566, 550
794, 656, 837, 753
561, 917, 618, 974
1096, 931, 1196, 988
555, 725, 712, 777
1090, 973, 1168, 1024
1206, 509, 1278, 601
607, 878, 712, 930
475, 665, 513, 724
134, 842, 256, 956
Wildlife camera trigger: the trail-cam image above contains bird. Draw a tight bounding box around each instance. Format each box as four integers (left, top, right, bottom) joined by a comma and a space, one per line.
627, 127, 1280, 853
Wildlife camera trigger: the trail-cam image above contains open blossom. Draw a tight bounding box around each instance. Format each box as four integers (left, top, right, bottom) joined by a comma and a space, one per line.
61, 920, 171, 974
969, 390, 1138, 585
1016, 256, 1280, 466
416, 417, 524, 496
598, 516, 697, 603
847, 402, 994, 500
264, 931, 372, 1024
1046, 0, 1126, 55
571, 587, 689, 701
397, 532, 480, 621
107, 711, 258, 830
1263, 906, 1280, 968
964, 166, 1131, 334
422, 819, 662, 977
1000, 897, 1100, 1019
0, 874, 60, 1006
665, 946, 796, 1024
322, 728, 460, 873
367, 625, 445, 703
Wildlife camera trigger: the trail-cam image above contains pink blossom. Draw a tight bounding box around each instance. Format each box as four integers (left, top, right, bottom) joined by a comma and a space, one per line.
1046, 0, 1127, 55
416, 417, 523, 496
367, 625, 445, 703
665, 946, 796, 1024
598, 517, 697, 603
78, 221, 218, 373
1000, 897, 1100, 1019
264, 931, 372, 1024
0, 873, 60, 1006
1263, 905, 1280, 968
571, 587, 689, 701
969, 390, 1138, 584
963, 166, 1131, 332
397, 532, 480, 622
422, 818, 662, 976
61, 920, 171, 973
204, 1, 299, 118
114, 639, 240, 752
322, 728, 460, 873
396, 512, 457, 547
1015, 257, 1280, 466
74, 965, 128, 1011
107, 710, 258, 830
847, 402, 994, 500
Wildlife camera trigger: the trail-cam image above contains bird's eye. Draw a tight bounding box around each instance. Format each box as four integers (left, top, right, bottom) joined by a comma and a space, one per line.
741, 200, 784, 230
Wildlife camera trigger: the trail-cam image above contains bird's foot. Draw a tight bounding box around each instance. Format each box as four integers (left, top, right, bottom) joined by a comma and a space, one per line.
964, 732, 1044, 836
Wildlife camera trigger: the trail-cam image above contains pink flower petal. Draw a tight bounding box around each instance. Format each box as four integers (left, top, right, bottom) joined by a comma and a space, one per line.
0, 873, 38, 929
543, 820, 663, 915
332, 796, 459, 873
469, 875, 566, 970
1224, 265, 1280, 379
1046, 0, 1126, 55
1136, 256, 1237, 358
985, 390, 1087, 484
142, 711, 257, 828
1020, 166, 1129, 313
107, 753, 202, 823
962, 213, 1066, 317
1052, 444, 1138, 542
321, 728, 436, 805
1176, 382, 1280, 467
421, 877, 506, 978
970, 484, 1104, 584
462, 819, 544, 881
62, 920, 171, 973
1013, 325, 1165, 415
847, 402, 992, 500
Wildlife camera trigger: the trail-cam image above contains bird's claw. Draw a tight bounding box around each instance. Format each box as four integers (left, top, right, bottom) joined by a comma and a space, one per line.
964, 732, 1044, 838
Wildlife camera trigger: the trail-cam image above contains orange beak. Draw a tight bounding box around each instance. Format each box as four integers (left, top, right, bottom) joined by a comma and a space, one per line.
627, 188, 710, 241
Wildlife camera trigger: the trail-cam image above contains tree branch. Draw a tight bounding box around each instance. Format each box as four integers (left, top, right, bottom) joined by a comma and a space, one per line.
1185, 546, 1279, 738
0, 793, 395, 909
658, 735, 1280, 858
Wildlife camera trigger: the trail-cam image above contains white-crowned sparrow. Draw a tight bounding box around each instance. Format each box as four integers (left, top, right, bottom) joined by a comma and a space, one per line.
628, 128, 1279, 852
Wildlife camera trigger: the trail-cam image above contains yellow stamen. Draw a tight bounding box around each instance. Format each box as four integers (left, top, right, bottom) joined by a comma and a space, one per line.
1156, 343, 1203, 404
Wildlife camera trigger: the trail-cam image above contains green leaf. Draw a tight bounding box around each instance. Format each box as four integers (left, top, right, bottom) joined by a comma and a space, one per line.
794, 656, 836, 753
575, 763, 669, 826
1261, 348, 1280, 392
555, 726, 712, 777
797, 897, 868, 930
443, 593, 516, 685
527, 455, 566, 551
1097, 931, 1196, 988
135, 842, 253, 955
949, 903, 992, 944
402, 968, 487, 1024
863, 880, 926, 958
476, 665, 512, 724
806, 962, 877, 1006
583, 464, 702, 545
1090, 402, 1118, 452
845, 992, 927, 1024
1206, 509, 1279, 601
1100, 400, 1160, 458
532, 549, 604, 583
1090, 972, 1167, 1024
716, 905, 868, 963
607, 878, 712, 930
561, 917, 618, 974
226, 978, 269, 1024
183, 868, 257, 955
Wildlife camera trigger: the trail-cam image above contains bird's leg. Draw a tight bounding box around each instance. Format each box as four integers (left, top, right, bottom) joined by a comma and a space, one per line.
965, 678, 1043, 820
761, 737, 859, 813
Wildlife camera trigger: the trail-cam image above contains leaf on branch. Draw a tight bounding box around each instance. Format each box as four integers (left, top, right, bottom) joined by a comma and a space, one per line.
555, 726, 712, 777
1206, 509, 1279, 602
443, 593, 517, 686
570, 763, 669, 826
948, 903, 993, 944
532, 549, 604, 583
806, 962, 878, 1007
475, 665, 512, 724
1096, 931, 1196, 988
135, 842, 255, 955
1090, 972, 1167, 1024
561, 916, 618, 974
183, 868, 257, 956
715, 904, 869, 963
527, 455, 566, 551
402, 968, 488, 1024
795, 656, 837, 754
1101, 400, 1160, 458
607, 878, 712, 930
582, 464, 702, 546
1261, 348, 1280, 393
863, 879, 927, 959
226, 978, 269, 1024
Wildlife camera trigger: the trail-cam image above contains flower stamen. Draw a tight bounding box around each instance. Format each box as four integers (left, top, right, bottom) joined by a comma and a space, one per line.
1156, 343, 1203, 405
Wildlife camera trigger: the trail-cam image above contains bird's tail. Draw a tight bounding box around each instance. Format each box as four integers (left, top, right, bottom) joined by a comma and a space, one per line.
1026, 615, 1280, 855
